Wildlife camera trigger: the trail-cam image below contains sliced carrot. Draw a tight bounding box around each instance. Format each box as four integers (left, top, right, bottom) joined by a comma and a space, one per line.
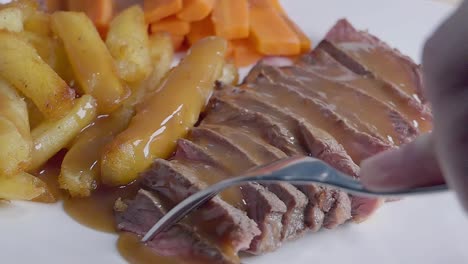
67, 0, 113, 37
281, 15, 311, 52
249, 0, 283, 10
67, 0, 113, 28
144, 0, 183, 23
256, 0, 311, 52
150, 15, 190, 35
211, 0, 249, 40
249, 5, 300, 55
231, 39, 262, 67
186, 16, 214, 45
176, 0, 214, 22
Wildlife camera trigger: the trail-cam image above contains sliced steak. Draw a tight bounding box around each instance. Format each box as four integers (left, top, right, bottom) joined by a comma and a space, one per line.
140, 159, 260, 253
311, 40, 432, 133
189, 127, 287, 253
214, 86, 353, 229
115, 190, 238, 264
246, 74, 393, 163
259, 64, 418, 146
299, 122, 383, 222
203, 124, 309, 241
325, 19, 425, 103
205, 96, 301, 156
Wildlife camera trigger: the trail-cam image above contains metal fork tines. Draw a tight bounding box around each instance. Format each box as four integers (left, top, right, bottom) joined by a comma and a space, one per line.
141, 156, 448, 243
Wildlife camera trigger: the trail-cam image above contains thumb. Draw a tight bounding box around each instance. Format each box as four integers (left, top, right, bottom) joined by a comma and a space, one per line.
359, 133, 445, 191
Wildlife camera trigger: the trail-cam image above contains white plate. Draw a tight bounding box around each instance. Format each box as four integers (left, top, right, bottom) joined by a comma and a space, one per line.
1, 1, 468, 264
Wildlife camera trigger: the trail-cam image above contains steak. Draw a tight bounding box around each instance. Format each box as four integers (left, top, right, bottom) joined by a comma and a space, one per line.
115, 19, 430, 263
115, 190, 238, 263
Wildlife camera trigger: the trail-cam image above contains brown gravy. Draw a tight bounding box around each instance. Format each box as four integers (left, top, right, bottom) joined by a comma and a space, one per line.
62, 184, 137, 233
33, 153, 179, 263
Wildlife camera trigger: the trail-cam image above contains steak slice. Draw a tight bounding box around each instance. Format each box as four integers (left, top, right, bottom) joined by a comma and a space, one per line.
258, 63, 418, 146
213, 86, 354, 227
203, 124, 309, 241
115, 190, 238, 264
310, 40, 432, 133
205, 96, 301, 156
248, 73, 392, 163
325, 19, 425, 102
140, 159, 260, 253
188, 127, 288, 253
299, 122, 383, 222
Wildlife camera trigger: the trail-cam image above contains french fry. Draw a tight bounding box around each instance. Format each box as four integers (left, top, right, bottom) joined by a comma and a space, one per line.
0, 31, 75, 120
51, 11, 128, 114
0, 7, 24, 32
29, 95, 97, 172
66, 0, 113, 37
25, 98, 44, 130
106, 6, 152, 84
0, 117, 31, 176
0, 56, 32, 177
101, 37, 227, 186
0, 79, 30, 140
23, 9, 50, 36
0, 172, 55, 202
218, 63, 239, 85
145, 33, 174, 92
59, 106, 134, 197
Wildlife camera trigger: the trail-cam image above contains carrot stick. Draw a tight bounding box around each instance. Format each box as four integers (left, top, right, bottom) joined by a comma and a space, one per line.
150, 15, 191, 35
144, 0, 183, 23
211, 0, 249, 40
281, 15, 311, 52
249, 5, 300, 55
176, 0, 214, 22
186, 16, 214, 45
67, 0, 113, 28
231, 39, 262, 67
249, 0, 310, 52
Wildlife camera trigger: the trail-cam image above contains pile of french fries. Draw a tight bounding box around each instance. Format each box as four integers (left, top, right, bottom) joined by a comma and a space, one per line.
0, 0, 238, 201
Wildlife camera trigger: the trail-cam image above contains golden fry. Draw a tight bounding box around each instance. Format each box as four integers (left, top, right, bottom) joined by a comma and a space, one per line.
29, 95, 97, 172
23, 9, 50, 36
218, 63, 239, 85
0, 31, 75, 120
0, 7, 24, 32
0, 117, 31, 176
144, 32, 174, 92
106, 5, 151, 84
0, 172, 55, 202
0, 79, 30, 140
59, 106, 134, 197
101, 37, 227, 186
51, 11, 128, 114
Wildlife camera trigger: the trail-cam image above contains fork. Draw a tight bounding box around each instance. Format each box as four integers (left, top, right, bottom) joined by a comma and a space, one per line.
141, 156, 448, 242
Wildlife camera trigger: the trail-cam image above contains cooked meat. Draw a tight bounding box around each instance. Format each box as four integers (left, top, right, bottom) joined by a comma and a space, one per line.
313, 40, 432, 133
115, 19, 430, 263
115, 190, 238, 263
325, 19, 425, 102
141, 159, 260, 253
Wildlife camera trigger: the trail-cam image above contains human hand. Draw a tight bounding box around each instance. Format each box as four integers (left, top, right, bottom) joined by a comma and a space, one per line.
360, 0, 468, 211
